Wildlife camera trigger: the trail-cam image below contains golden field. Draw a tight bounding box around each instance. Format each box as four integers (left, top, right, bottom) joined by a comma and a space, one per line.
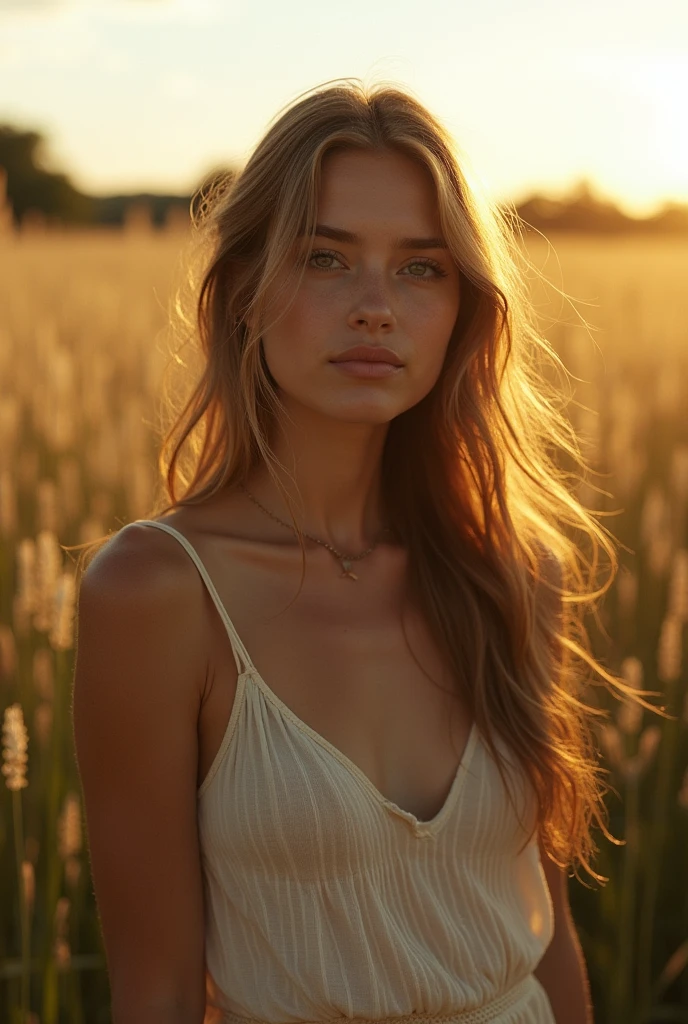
0, 226, 686, 1024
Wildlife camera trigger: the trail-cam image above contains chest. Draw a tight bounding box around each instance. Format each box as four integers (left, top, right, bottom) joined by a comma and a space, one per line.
197, 544, 473, 822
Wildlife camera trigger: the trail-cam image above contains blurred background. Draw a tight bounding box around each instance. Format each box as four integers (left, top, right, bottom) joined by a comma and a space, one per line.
0, 1, 687, 1022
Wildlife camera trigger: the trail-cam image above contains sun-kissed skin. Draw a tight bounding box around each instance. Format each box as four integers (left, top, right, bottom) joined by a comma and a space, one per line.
75, 146, 592, 1023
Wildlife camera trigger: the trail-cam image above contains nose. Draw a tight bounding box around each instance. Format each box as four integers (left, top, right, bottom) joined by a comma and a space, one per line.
346, 278, 396, 333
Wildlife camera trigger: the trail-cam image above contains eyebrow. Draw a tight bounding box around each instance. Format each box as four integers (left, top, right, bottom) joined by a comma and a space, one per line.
308, 223, 448, 250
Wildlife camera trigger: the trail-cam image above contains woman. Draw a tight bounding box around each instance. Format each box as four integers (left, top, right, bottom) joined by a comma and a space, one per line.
73, 79, 634, 1024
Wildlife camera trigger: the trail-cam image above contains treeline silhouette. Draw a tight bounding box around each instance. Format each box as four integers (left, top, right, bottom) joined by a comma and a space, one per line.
2, 123, 687, 235
514, 181, 688, 235
0, 124, 215, 231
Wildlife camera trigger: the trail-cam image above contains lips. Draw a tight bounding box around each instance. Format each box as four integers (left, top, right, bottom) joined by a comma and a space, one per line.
329, 345, 404, 366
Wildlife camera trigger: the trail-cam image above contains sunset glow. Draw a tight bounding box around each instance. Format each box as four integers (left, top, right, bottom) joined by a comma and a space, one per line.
0, 0, 685, 213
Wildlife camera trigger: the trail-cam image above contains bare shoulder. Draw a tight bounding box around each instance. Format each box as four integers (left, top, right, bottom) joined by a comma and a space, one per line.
81, 519, 203, 600
75, 519, 212, 734
72, 520, 210, 1016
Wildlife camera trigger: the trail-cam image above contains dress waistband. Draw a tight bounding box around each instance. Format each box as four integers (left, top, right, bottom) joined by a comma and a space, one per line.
213, 972, 539, 1024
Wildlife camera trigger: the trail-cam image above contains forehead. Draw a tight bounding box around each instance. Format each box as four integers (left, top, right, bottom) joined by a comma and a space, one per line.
316, 148, 441, 230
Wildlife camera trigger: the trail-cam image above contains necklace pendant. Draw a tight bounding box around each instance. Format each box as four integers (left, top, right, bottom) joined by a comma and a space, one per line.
340, 558, 358, 580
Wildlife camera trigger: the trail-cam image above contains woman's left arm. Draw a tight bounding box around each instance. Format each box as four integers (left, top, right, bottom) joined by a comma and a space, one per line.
534, 837, 594, 1024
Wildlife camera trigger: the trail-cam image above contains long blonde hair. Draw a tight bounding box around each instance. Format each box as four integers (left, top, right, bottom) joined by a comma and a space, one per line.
81, 78, 653, 882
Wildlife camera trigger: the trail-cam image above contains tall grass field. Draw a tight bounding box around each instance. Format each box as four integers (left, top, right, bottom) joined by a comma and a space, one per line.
0, 225, 687, 1023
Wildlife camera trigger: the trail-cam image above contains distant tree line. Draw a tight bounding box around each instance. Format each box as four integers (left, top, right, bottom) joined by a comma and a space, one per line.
0, 124, 226, 230
1, 123, 687, 235
0, 125, 96, 226
514, 180, 688, 236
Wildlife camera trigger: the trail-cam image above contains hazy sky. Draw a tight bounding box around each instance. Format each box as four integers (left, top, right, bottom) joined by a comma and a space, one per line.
1, 0, 686, 214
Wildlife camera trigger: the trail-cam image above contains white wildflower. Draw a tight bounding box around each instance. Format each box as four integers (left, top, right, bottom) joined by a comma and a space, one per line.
2, 702, 28, 790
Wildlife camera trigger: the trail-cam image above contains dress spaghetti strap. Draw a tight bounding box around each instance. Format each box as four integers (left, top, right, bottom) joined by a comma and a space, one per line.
131, 519, 255, 678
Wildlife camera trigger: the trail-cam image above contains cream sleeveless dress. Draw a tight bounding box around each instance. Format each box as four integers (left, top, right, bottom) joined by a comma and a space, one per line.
133, 520, 556, 1024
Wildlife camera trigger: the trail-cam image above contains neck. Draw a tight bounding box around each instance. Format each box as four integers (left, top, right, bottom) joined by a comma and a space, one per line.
244, 405, 392, 553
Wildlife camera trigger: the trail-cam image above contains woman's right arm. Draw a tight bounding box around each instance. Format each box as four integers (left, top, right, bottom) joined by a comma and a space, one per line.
72, 525, 210, 1024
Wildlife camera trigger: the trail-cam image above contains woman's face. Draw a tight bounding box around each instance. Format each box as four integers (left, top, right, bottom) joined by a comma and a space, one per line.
260, 147, 461, 425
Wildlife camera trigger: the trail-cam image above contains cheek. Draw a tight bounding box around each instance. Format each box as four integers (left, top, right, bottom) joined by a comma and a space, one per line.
409, 298, 458, 365
260, 305, 319, 390
288, 285, 341, 330
264, 290, 334, 361
282, 296, 326, 336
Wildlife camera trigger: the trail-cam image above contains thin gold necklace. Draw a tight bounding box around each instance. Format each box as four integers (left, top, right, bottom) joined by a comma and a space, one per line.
240, 483, 390, 580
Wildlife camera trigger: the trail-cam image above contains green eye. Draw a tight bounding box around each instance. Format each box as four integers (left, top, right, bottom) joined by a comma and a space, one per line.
308, 249, 342, 270
306, 249, 448, 281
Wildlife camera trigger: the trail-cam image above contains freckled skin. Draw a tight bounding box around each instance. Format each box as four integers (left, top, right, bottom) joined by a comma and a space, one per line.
261, 148, 462, 428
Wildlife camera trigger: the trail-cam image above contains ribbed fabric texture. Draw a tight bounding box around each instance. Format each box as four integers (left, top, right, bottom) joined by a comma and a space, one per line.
135, 520, 556, 1024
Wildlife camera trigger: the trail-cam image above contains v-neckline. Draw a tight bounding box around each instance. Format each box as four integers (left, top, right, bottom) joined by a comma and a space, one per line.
244, 667, 479, 837
134, 518, 479, 835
